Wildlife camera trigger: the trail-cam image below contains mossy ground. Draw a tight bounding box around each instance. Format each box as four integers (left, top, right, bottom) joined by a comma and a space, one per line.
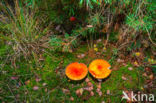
0, 44, 147, 103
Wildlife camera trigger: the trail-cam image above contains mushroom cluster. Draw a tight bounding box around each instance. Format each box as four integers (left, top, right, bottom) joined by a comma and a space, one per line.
65, 59, 111, 97
65, 59, 111, 81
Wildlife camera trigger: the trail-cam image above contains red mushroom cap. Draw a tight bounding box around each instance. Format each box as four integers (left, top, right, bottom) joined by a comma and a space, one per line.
70, 17, 76, 22
65, 62, 88, 80
89, 59, 111, 79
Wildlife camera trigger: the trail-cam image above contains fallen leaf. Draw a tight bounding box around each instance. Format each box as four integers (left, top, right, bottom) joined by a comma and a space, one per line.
84, 86, 93, 91
107, 90, 110, 95
45, 88, 48, 92
143, 73, 147, 77
98, 91, 102, 96
90, 91, 94, 96
149, 74, 154, 80
87, 82, 93, 87
33, 86, 39, 90
55, 25, 61, 31
101, 101, 105, 103
25, 80, 30, 85
128, 67, 133, 71
122, 63, 127, 66
62, 88, 70, 94
76, 88, 83, 96
77, 54, 85, 59
85, 78, 90, 82
11, 76, 18, 80
35, 78, 41, 82
96, 88, 101, 93
97, 84, 101, 89
42, 83, 47, 86
70, 96, 74, 101
96, 52, 101, 55
97, 39, 102, 43
89, 86, 94, 91
117, 59, 124, 63
87, 25, 93, 28
122, 76, 127, 80
145, 67, 152, 72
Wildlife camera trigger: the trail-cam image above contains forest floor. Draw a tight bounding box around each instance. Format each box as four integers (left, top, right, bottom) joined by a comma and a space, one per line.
0, 40, 155, 103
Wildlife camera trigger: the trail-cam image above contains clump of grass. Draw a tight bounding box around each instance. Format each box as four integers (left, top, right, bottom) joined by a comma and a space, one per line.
0, 0, 50, 64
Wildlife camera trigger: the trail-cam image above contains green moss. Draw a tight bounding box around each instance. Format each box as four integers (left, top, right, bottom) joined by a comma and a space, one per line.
0, 44, 146, 103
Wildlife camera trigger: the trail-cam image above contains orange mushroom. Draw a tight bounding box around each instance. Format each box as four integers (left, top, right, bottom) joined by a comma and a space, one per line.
65, 62, 88, 80
89, 59, 111, 80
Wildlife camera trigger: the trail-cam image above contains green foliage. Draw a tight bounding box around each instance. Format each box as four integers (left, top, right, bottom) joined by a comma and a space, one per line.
0, 0, 49, 60
79, 0, 100, 9
24, 0, 41, 8
0, 45, 10, 57
49, 35, 63, 51
126, 14, 154, 31
109, 32, 119, 42
49, 33, 79, 52
125, 0, 155, 32
152, 65, 156, 75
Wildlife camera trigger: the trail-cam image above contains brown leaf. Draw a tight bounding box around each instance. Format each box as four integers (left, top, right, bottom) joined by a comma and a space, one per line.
70, 97, 74, 101
128, 67, 133, 71
35, 78, 41, 82
62, 88, 70, 94
90, 91, 94, 96
122, 76, 127, 80
42, 83, 47, 86
117, 59, 124, 63
143, 73, 147, 77
98, 91, 102, 96
84, 86, 93, 91
87, 25, 93, 28
33, 86, 39, 90
107, 90, 110, 95
97, 39, 102, 43
87, 82, 93, 87
101, 101, 105, 103
97, 84, 101, 89
145, 67, 152, 72
77, 54, 85, 59
149, 74, 154, 80
25, 80, 30, 85
76, 88, 84, 96
11, 76, 18, 80
45, 88, 48, 92
85, 78, 90, 82
96, 88, 101, 93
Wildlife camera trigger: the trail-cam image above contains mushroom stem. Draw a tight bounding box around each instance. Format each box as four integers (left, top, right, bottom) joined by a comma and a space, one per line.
97, 79, 102, 82
97, 79, 102, 87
